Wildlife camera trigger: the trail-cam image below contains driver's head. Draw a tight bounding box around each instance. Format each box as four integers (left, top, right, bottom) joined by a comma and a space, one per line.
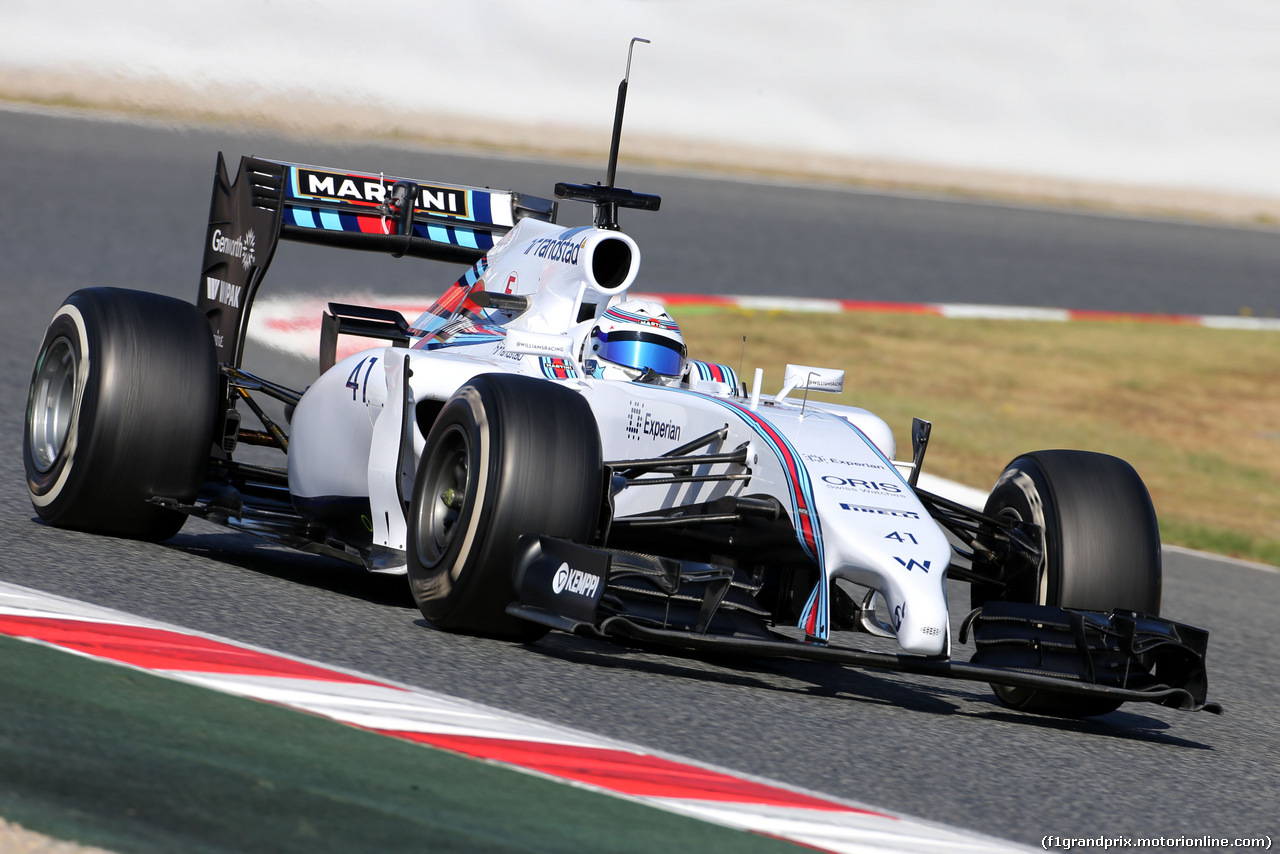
584, 299, 687, 386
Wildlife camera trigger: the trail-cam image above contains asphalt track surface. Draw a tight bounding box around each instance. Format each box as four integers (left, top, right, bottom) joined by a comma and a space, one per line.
3, 106, 1279, 850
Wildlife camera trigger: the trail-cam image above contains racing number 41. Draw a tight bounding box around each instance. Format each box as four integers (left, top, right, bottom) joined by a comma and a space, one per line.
346, 356, 378, 402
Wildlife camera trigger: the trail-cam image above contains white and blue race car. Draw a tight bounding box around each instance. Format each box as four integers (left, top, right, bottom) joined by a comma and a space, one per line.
24, 100, 1218, 719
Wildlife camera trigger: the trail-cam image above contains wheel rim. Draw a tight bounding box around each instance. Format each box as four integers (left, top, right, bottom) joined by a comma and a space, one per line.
988, 509, 1038, 710
416, 424, 471, 567
994, 505, 1049, 606
28, 336, 78, 473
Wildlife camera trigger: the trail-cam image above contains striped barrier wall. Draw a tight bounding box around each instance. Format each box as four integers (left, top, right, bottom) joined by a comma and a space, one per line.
246, 291, 1280, 369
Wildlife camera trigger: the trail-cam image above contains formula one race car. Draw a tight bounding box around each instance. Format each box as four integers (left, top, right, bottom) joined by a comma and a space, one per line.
24, 64, 1218, 719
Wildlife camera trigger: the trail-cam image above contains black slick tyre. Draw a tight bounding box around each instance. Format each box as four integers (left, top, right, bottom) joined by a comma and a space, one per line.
407, 374, 603, 640
974, 450, 1162, 717
25, 288, 218, 541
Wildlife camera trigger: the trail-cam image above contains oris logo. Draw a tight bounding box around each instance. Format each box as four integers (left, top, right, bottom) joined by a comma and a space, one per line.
820, 475, 903, 495
552, 562, 600, 598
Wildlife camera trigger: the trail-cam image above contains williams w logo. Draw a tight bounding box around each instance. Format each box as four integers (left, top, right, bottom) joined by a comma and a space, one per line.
894, 557, 931, 573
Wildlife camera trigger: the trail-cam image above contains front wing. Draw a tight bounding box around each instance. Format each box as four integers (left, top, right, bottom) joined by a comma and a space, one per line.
509, 535, 1221, 714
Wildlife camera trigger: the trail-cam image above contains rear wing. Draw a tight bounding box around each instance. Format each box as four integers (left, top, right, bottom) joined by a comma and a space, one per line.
197, 153, 557, 366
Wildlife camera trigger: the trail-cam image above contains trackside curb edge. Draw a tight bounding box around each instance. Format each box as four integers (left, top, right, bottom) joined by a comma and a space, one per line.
0, 580, 1031, 854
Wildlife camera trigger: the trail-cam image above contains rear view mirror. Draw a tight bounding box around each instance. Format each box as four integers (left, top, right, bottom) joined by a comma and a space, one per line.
776, 364, 844, 401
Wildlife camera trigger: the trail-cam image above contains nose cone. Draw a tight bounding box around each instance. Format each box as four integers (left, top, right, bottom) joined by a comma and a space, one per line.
889, 587, 950, 656
822, 526, 953, 656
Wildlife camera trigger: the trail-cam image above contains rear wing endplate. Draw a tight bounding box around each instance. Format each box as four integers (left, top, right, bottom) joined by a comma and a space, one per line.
197, 153, 556, 366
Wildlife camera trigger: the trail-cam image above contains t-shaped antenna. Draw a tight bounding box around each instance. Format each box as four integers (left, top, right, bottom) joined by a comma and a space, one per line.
605, 37, 650, 189
554, 37, 660, 230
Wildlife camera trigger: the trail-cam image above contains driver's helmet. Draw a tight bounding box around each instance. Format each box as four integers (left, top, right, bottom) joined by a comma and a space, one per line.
584, 299, 687, 385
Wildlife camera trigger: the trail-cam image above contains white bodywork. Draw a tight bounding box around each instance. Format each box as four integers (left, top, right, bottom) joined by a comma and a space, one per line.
287, 218, 953, 656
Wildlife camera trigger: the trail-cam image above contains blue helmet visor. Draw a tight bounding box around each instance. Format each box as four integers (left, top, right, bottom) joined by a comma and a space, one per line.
596, 330, 686, 377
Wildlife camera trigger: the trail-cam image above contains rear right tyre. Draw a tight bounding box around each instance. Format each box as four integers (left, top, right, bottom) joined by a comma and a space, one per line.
25, 288, 218, 541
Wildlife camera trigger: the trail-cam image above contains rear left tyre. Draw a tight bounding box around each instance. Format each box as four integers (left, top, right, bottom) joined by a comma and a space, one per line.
25, 288, 218, 541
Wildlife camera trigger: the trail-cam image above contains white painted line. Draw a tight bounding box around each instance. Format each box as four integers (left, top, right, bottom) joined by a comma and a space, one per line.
936, 304, 1071, 322
735, 296, 846, 313
1163, 544, 1279, 574
916, 472, 988, 511
175, 673, 599, 745
1199, 316, 1280, 331
658, 801, 1001, 854
245, 292, 1280, 368
0, 581, 1031, 854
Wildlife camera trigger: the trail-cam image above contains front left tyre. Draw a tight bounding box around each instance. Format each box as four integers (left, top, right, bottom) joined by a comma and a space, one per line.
407, 373, 604, 641
25, 288, 218, 541
972, 449, 1162, 717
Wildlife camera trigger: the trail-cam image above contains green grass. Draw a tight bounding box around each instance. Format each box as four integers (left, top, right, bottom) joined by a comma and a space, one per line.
1158, 519, 1280, 568
674, 308, 1280, 567
0, 634, 799, 854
